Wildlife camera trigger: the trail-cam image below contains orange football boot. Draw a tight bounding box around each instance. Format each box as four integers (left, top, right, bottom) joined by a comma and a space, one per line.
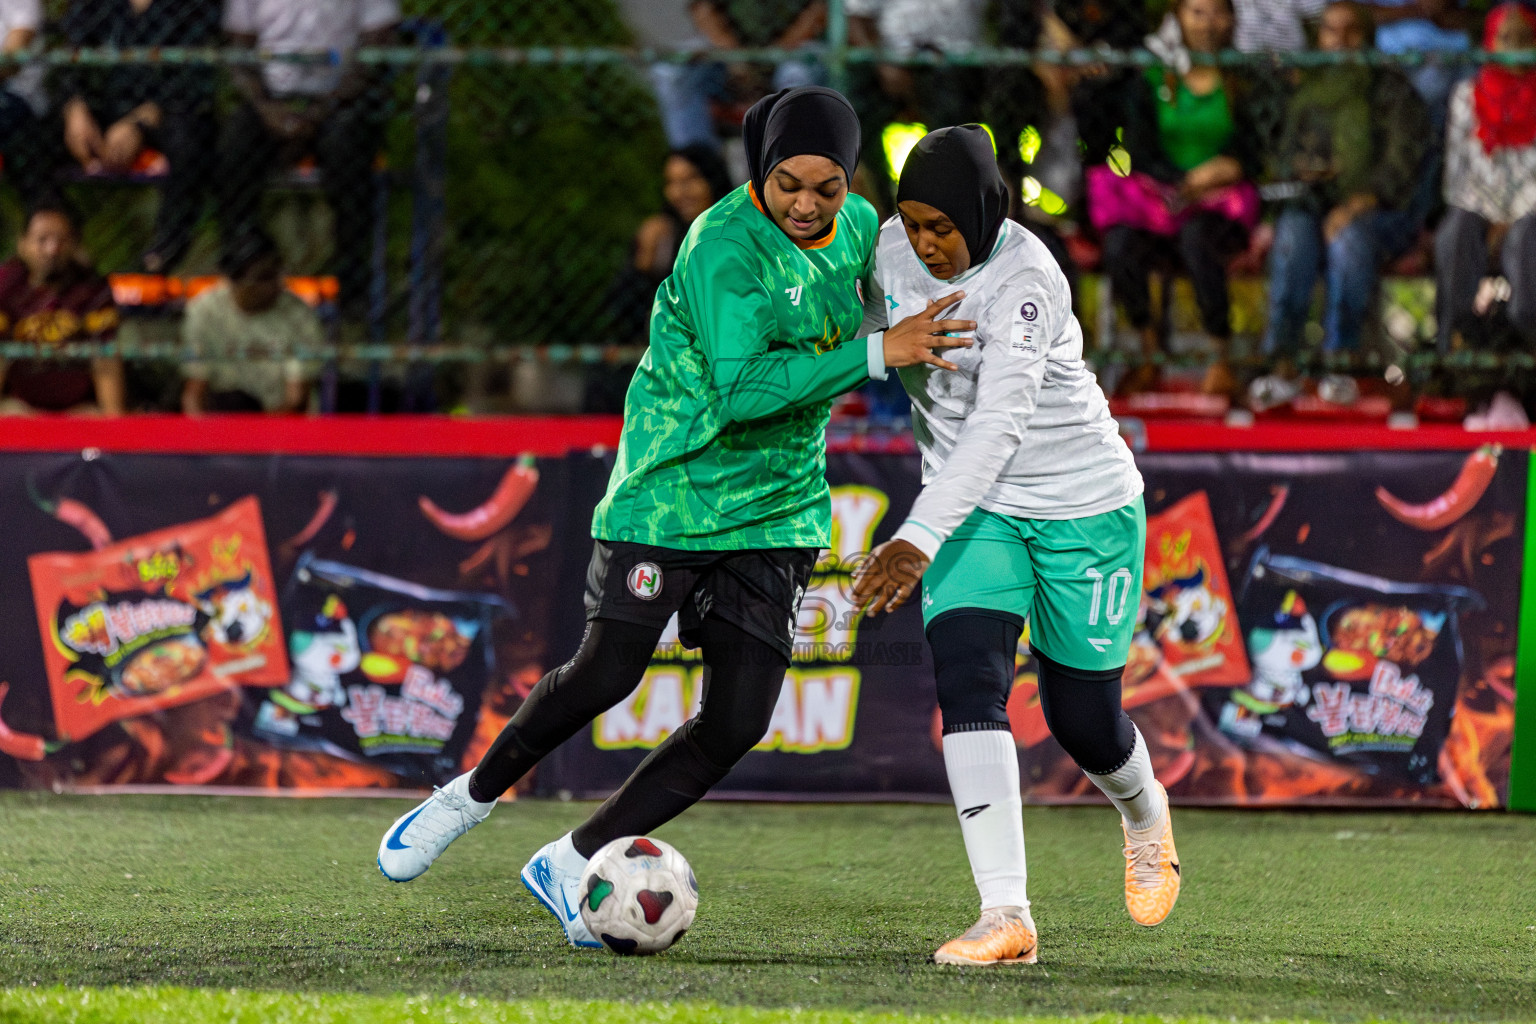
932, 907, 1038, 966
1122, 780, 1180, 926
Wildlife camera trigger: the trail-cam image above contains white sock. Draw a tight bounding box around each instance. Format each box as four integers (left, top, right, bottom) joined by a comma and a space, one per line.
552, 831, 590, 874
448, 771, 496, 817
1083, 725, 1163, 831
942, 729, 1030, 915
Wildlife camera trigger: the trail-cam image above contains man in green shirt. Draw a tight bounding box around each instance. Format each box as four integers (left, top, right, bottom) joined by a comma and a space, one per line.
377, 87, 972, 948
1260, 1, 1432, 371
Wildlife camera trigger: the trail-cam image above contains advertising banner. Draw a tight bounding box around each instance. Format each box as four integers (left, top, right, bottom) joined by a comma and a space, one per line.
0, 442, 1522, 808
0, 451, 568, 792
546, 448, 1525, 809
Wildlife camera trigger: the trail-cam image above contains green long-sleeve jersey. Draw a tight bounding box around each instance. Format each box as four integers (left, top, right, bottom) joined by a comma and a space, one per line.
591, 183, 882, 550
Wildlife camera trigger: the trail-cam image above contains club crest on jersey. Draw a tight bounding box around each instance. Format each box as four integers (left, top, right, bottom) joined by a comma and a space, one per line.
1020, 301, 1038, 322
627, 563, 663, 600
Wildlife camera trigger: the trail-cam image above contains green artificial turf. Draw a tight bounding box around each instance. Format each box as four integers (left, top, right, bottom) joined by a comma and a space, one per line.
0, 794, 1532, 1023
0, 988, 1441, 1024
0, 988, 1460, 1024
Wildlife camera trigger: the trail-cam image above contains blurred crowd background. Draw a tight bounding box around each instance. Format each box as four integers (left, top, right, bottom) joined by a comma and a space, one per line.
0, 0, 1533, 424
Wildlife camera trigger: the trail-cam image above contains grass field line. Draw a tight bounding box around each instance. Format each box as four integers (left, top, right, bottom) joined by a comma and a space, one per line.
0, 986, 1380, 1024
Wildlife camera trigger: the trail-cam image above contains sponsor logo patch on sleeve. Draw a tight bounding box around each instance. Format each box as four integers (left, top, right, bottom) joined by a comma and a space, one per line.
1010, 323, 1036, 355
1010, 299, 1042, 355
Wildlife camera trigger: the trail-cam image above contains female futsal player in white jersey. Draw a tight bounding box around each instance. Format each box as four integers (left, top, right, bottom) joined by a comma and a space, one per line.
853, 125, 1179, 966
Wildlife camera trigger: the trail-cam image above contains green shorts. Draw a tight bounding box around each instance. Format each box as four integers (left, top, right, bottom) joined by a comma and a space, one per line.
921, 497, 1146, 672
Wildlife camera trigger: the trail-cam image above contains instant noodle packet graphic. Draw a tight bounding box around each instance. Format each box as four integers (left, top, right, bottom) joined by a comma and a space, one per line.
247, 554, 511, 786
27, 496, 288, 743
1143, 492, 1251, 686
1227, 548, 1483, 785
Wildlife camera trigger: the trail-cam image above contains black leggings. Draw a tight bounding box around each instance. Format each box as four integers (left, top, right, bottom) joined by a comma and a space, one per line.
470, 616, 788, 857
1435, 207, 1536, 350
928, 611, 1134, 773
1102, 212, 1249, 340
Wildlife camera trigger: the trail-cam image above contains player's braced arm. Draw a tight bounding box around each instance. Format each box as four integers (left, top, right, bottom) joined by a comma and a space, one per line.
709, 343, 874, 422
687, 240, 878, 423
856, 257, 888, 339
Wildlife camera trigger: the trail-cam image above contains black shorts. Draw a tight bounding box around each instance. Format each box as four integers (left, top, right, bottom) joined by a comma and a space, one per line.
584, 540, 818, 661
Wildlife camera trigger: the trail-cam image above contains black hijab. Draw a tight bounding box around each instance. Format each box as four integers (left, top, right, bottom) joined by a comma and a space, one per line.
896, 125, 1009, 268
742, 86, 861, 221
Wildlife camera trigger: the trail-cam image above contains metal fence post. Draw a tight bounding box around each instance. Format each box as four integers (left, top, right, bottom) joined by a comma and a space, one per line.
826, 0, 848, 95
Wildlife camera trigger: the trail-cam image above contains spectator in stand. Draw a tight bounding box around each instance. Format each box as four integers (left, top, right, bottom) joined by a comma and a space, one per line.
1002, 4, 1086, 295
58, 0, 221, 273
589, 147, 734, 411
218, 0, 400, 317
988, 4, 1068, 235
181, 230, 322, 415
591, 146, 732, 413
1146, 0, 1441, 160
1435, 2, 1536, 351
604, 145, 732, 347
0, 0, 48, 203
1153, 0, 1456, 55
1093, 0, 1261, 396
1369, 0, 1470, 131
0, 201, 124, 415
846, 0, 986, 208
1258, 2, 1431, 388
630, 146, 733, 284
1037, 0, 1151, 322
1051, 0, 1149, 165
1148, 0, 1324, 167
1228, 0, 1331, 51
650, 1, 827, 151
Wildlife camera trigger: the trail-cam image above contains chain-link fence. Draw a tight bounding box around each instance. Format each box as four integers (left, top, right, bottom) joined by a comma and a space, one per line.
0, 0, 1530, 413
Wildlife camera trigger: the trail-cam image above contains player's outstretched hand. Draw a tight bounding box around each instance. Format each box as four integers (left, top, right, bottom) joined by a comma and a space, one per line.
852, 538, 931, 617
882, 292, 975, 371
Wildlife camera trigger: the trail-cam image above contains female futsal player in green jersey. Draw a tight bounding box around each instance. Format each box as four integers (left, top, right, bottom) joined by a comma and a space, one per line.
378, 87, 972, 947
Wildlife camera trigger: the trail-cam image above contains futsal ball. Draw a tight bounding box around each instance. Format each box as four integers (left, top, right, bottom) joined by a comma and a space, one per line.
579, 836, 697, 955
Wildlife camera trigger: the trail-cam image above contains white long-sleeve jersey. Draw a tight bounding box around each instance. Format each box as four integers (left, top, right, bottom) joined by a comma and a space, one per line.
861, 216, 1143, 560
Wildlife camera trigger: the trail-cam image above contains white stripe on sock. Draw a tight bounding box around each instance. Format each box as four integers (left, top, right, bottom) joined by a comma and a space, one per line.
942, 728, 1029, 913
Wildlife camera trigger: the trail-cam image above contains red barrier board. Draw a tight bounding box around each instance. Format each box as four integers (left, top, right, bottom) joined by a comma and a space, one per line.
1, 414, 1534, 457
0, 415, 625, 457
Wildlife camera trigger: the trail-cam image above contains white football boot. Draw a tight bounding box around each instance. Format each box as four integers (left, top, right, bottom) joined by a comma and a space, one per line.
520, 832, 601, 948
377, 771, 495, 882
